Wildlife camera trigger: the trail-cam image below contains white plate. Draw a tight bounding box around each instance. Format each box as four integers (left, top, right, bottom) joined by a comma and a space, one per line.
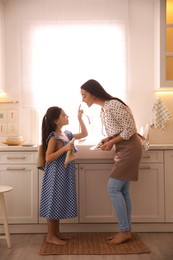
2, 141, 25, 146
90, 145, 101, 151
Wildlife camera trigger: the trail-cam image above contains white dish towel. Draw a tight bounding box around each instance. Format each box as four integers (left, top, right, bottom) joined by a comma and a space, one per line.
151, 98, 171, 131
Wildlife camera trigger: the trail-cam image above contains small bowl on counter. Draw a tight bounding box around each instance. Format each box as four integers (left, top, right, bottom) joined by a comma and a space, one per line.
2, 136, 25, 146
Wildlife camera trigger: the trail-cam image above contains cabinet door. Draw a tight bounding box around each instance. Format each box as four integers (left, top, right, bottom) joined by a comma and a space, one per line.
160, 0, 173, 85
0, 165, 38, 224
38, 167, 79, 224
130, 163, 164, 222
164, 150, 173, 222
79, 163, 115, 223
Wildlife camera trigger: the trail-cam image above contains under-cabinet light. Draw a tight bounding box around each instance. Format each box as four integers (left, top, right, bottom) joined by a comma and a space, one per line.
0, 90, 6, 97
154, 88, 173, 94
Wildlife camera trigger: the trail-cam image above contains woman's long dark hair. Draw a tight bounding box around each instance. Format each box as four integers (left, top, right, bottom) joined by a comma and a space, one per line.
41, 106, 62, 153
80, 79, 127, 106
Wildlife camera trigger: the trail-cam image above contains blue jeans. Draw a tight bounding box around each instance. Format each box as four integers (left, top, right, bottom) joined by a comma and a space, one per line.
107, 177, 132, 232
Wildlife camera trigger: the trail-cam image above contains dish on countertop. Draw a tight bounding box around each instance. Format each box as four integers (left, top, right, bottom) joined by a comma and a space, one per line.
6, 135, 23, 141
2, 135, 25, 146
22, 144, 35, 147
2, 142, 20, 146
2, 141, 25, 146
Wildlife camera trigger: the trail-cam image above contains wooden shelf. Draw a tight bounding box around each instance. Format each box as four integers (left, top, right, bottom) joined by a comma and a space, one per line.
0, 101, 19, 104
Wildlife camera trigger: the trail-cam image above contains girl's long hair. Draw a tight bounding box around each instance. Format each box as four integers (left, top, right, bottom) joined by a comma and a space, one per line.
41, 106, 62, 153
80, 79, 127, 106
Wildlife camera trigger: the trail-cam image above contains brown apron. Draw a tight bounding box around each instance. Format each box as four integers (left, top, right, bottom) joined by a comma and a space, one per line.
110, 133, 142, 181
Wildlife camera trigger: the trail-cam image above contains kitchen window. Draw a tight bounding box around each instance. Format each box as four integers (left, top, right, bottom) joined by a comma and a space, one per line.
21, 21, 127, 143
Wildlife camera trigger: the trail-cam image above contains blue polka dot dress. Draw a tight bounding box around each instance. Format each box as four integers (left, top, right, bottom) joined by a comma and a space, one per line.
39, 130, 77, 220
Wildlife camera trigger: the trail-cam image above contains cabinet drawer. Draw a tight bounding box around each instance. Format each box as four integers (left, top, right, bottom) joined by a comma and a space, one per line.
140, 150, 163, 163
0, 152, 38, 164
0, 164, 36, 171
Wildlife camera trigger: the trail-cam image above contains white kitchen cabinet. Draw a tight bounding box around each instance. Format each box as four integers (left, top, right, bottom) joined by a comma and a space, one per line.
0, 3, 5, 91
131, 150, 165, 222
164, 150, 173, 222
78, 150, 165, 223
0, 146, 172, 233
0, 150, 38, 224
79, 163, 115, 223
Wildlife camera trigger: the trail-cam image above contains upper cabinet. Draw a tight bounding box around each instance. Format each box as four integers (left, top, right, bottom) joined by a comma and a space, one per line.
0, 3, 5, 92
160, 0, 173, 88
165, 0, 173, 81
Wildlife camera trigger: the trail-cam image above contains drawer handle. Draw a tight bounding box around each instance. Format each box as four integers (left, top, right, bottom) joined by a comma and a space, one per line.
142, 155, 151, 158
6, 167, 26, 170
7, 157, 26, 160
139, 166, 151, 170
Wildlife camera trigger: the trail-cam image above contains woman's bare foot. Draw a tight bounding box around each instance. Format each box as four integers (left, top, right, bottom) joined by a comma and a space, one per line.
56, 232, 65, 239
47, 235, 66, 245
106, 233, 116, 241
107, 231, 132, 245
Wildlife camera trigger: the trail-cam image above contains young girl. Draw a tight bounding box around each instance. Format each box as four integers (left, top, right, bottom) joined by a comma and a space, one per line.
39, 105, 88, 245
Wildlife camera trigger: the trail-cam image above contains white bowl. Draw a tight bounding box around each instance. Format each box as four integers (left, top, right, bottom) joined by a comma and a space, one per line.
6, 136, 24, 142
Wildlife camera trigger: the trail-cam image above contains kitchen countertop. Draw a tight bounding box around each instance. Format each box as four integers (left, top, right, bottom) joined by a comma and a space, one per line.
1, 143, 173, 160
0, 143, 173, 151
148, 144, 173, 149
0, 144, 39, 151
75, 143, 173, 159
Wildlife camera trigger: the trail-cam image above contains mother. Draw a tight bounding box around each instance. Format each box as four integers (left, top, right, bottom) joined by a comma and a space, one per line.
80, 79, 142, 245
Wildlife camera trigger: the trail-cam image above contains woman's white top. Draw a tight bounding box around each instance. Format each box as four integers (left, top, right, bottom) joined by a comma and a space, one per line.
100, 100, 137, 140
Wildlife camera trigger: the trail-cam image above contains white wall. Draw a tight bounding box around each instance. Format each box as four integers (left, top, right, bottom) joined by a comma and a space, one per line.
128, 0, 155, 128
2, 0, 173, 144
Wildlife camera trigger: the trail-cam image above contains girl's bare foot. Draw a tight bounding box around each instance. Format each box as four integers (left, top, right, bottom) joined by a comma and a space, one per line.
47, 235, 66, 245
106, 231, 132, 245
56, 232, 71, 240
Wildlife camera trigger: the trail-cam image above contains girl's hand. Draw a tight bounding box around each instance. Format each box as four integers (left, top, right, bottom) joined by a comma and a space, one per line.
65, 142, 74, 152
78, 104, 84, 120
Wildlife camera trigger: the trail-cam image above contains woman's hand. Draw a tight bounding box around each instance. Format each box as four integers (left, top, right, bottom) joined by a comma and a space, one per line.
100, 134, 123, 151
98, 136, 114, 151
100, 140, 114, 151
100, 137, 110, 144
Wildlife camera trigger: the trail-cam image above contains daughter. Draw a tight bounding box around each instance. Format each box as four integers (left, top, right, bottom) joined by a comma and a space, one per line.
39, 105, 88, 245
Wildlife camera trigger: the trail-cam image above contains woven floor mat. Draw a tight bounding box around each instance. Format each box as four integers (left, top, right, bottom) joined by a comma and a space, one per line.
39, 232, 150, 255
